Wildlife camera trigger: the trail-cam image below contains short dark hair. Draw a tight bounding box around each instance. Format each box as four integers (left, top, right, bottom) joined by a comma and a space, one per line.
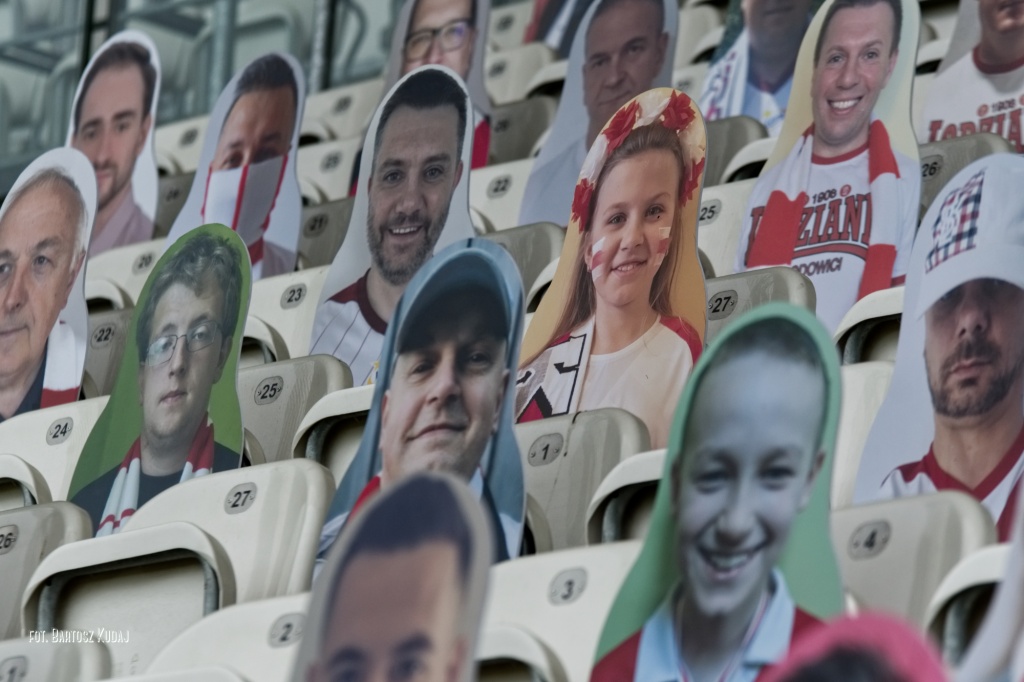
590, 0, 664, 37
814, 0, 902, 64
74, 41, 157, 134
777, 646, 909, 682
135, 232, 243, 363
398, 287, 509, 355
373, 68, 468, 169
225, 53, 299, 123
325, 475, 474, 620
408, 0, 477, 32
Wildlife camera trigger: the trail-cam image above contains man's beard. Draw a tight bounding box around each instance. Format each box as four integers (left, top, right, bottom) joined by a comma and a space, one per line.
366, 203, 447, 287
928, 335, 1024, 418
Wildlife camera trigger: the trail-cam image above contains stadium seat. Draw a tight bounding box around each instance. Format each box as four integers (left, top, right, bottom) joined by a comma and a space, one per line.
22, 521, 237, 674
586, 449, 665, 545
0, 397, 110, 507
477, 540, 642, 682
154, 115, 209, 175
122, 459, 334, 603
688, 25, 725, 65
832, 362, 893, 509
236, 356, 353, 463
83, 308, 135, 399
920, 0, 961, 42
485, 42, 556, 105
481, 222, 565, 298
917, 38, 951, 71
831, 492, 997, 627
85, 238, 166, 310
695, 178, 754, 277
672, 63, 709, 100
514, 409, 651, 552
721, 137, 774, 183
291, 385, 375, 486
704, 117, 768, 187
489, 96, 558, 165
488, 1, 533, 51
244, 266, 330, 362
524, 59, 567, 98
704, 266, 816, 342
296, 197, 354, 269
0, 502, 92, 639
469, 158, 536, 231
303, 77, 384, 143
834, 285, 904, 364
295, 135, 363, 204
0, 638, 111, 681
526, 258, 559, 313
154, 172, 194, 238
919, 133, 1014, 220
675, 4, 724, 67
148, 592, 309, 681
926, 543, 1010, 665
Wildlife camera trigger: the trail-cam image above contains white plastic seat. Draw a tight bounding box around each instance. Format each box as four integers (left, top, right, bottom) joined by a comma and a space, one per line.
236, 356, 353, 463
704, 116, 768, 187
148, 592, 309, 681
0, 502, 92, 639
721, 137, 775, 183
834, 285, 905, 364
524, 59, 567, 98
291, 385, 375, 486
485, 42, 556, 105
296, 197, 354, 269
477, 540, 641, 682
488, 1, 533, 51
0, 638, 111, 681
85, 238, 166, 309
481, 222, 565, 297
586, 449, 666, 545
153, 115, 209, 175
244, 266, 329, 362
303, 77, 384, 142
920, 0, 960, 42
704, 266, 816, 342
831, 492, 997, 627
469, 158, 536, 231
83, 308, 134, 399
695, 178, 754, 277
675, 4, 724, 67
295, 135, 363, 204
153, 172, 194, 238
489, 95, 559, 165
515, 409, 651, 552
916, 37, 951, 70
919, 133, 1015, 220
832, 362, 893, 509
672, 62, 709, 100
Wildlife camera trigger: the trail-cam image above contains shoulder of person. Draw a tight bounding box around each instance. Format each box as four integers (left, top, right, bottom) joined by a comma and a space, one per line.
69, 464, 122, 530
212, 441, 249, 471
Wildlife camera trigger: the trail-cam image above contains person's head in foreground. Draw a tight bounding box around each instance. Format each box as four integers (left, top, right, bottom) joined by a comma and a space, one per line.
0, 168, 88, 417
307, 474, 476, 682
582, 0, 669, 146
810, 0, 901, 158
366, 68, 467, 314
402, 0, 477, 80
670, 317, 827, 675
135, 232, 241, 469
379, 263, 510, 486
71, 40, 156, 227
977, 0, 1024, 68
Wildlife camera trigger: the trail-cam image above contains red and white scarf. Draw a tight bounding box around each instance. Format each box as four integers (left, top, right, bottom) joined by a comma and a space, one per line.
95, 418, 216, 536
744, 120, 903, 301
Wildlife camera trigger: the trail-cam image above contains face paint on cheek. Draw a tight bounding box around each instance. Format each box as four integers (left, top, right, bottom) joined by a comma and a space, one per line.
590, 236, 609, 281
652, 226, 671, 269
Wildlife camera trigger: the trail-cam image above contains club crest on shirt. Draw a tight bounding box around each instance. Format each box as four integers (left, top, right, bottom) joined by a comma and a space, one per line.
926, 169, 984, 273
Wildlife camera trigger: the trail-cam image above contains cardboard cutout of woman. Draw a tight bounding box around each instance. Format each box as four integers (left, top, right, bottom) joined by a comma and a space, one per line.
919, 0, 1024, 153
515, 88, 706, 450
383, 0, 492, 168
590, 303, 844, 682
166, 52, 305, 280
294, 473, 490, 682
0, 148, 96, 421
67, 30, 161, 256
314, 238, 526, 574
852, 154, 1024, 542
309, 66, 476, 386
518, 0, 677, 228
733, 0, 921, 334
67, 225, 251, 536
699, 0, 822, 136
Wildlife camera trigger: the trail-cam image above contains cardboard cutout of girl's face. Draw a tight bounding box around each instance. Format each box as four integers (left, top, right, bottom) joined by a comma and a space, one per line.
517, 0, 678, 228
66, 225, 251, 536
0, 148, 96, 417
515, 88, 707, 450
314, 238, 525, 573
851, 155, 1024, 543
590, 304, 843, 680
918, 0, 1024, 153
309, 65, 476, 387
166, 52, 305, 280
294, 473, 490, 682
67, 30, 161, 252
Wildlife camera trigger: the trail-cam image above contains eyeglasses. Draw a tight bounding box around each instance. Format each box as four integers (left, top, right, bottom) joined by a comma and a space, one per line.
144, 321, 221, 367
404, 18, 472, 61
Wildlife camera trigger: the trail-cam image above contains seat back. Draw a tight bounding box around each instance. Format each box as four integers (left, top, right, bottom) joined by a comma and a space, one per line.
488, 1, 533, 51
675, 4, 723, 66
295, 136, 363, 204
721, 137, 775, 183
695, 178, 754, 278
488, 96, 558, 164
84, 308, 134, 399
834, 286, 904, 364
85, 238, 166, 309
704, 266, 816, 342
291, 386, 375, 486
244, 266, 329, 361
672, 63, 709, 100
153, 115, 209, 175
485, 43, 556, 105
831, 492, 997, 627
296, 197, 354, 269
0, 638, 111, 681
704, 116, 768, 187
481, 222, 564, 297
470, 158, 536, 231
306, 78, 384, 141
919, 133, 1014, 218
586, 449, 666, 545
154, 172, 194, 238
832, 362, 893, 508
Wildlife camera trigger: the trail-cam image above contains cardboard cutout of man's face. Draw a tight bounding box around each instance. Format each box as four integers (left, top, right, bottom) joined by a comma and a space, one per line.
212, 87, 296, 171
403, 0, 477, 80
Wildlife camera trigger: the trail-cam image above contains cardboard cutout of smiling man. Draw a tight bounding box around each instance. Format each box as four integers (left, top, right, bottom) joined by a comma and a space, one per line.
590, 303, 843, 682
166, 52, 305, 279
313, 238, 525, 576
734, 0, 921, 334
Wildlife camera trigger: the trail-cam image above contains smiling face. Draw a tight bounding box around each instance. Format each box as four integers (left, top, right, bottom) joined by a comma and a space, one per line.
138, 275, 230, 458
582, 0, 667, 142
584, 149, 679, 313
211, 87, 296, 171
403, 0, 476, 79
674, 351, 824, 621
379, 297, 508, 485
741, 0, 814, 52
810, 2, 898, 158
924, 279, 1024, 421
367, 105, 464, 287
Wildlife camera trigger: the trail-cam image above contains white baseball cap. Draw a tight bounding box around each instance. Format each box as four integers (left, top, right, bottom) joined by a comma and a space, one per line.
915, 154, 1024, 318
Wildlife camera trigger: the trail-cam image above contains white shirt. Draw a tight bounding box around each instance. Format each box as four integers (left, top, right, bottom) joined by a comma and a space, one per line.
518, 136, 587, 227
309, 271, 386, 385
